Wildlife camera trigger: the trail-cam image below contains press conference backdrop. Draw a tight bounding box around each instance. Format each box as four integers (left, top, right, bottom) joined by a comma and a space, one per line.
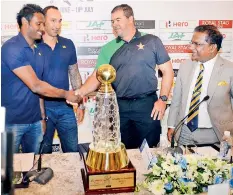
1, 0, 233, 150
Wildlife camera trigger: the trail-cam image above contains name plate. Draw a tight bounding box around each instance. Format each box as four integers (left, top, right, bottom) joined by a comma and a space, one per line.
81, 160, 136, 194
89, 172, 134, 190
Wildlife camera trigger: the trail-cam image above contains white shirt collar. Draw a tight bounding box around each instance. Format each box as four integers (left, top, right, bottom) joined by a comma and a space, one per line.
199, 54, 218, 70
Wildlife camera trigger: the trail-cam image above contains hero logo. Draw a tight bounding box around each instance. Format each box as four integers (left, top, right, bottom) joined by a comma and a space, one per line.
1, 23, 18, 32
84, 34, 109, 42
171, 58, 186, 64
166, 21, 189, 28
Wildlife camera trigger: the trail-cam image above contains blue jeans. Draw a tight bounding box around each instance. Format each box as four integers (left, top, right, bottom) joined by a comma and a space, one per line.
42, 104, 78, 153
5, 120, 43, 154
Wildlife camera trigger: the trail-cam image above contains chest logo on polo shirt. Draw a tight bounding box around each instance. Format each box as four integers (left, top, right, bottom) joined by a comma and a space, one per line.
38, 52, 42, 56
62, 45, 66, 48
137, 42, 145, 50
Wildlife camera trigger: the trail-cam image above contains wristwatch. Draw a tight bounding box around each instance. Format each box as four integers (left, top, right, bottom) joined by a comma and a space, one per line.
41, 116, 48, 121
159, 95, 168, 102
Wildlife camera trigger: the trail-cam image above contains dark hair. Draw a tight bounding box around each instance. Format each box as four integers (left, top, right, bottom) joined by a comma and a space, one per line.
194, 25, 223, 51
17, 4, 44, 29
43, 5, 59, 16
111, 4, 134, 19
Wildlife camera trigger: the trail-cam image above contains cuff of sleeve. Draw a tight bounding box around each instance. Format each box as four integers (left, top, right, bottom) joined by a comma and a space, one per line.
168, 126, 175, 129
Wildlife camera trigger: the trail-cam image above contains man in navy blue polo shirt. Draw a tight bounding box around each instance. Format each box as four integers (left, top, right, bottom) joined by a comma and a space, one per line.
39, 6, 84, 153
1, 4, 81, 154
75, 4, 174, 149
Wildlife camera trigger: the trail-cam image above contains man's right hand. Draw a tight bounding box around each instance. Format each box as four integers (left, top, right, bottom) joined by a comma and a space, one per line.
65, 90, 82, 104
167, 128, 175, 142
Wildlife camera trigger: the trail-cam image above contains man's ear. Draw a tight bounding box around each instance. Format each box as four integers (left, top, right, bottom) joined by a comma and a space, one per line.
209, 43, 217, 53
21, 17, 29, 27
129, 16, 134, 24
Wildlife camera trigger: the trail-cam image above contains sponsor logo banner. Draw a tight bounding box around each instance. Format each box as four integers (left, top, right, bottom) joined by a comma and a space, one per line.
160, 20, 197, 29
170, 56, 191, 68
159, 32, 193, 41
77, 20, 111, 30
78, 59, 97, 68
76, 33, 115, 43
1, 23, 18, 32
165, 45, 192, 53
76, 20, 155, 30
77, 46, 101, 55
199, 20, 232, 28
135, 20, 155, 29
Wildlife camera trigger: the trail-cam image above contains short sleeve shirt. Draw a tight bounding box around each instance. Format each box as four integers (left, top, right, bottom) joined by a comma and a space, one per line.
1, 33, 46, 124
96, 30, 170, 98
39, 36, 77, 107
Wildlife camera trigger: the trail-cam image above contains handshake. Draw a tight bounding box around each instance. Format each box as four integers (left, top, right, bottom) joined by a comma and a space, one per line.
65, 89, 83, 106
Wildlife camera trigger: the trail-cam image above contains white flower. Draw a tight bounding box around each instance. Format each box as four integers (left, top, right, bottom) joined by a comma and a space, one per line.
142, 154, 232, 195
173, 189, 180, 195
149, 180, 166, 195
152, 164, 162, 176
201, 170, 212, 184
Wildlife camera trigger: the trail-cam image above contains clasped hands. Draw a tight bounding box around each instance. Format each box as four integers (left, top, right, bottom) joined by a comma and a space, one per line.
65, 89, 83, 106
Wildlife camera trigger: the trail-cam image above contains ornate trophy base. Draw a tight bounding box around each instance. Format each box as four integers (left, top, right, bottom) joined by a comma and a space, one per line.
81, 144, 136, 194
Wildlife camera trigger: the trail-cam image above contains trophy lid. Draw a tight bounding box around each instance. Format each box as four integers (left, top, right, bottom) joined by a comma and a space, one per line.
97, 64, 116, 93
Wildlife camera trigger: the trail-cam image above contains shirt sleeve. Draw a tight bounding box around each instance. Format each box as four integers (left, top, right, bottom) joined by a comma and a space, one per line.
154, 37, 170, 65
95, 47, 109, 69
69, 40, 77, 65
2, 44, 30, 70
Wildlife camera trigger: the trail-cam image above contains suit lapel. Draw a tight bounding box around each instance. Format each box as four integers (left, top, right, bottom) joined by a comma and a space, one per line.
183, 60, 197, 104
207, 56, 224, 103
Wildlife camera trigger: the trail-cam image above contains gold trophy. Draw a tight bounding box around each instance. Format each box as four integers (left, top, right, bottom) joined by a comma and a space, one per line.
81, 64, 136, 194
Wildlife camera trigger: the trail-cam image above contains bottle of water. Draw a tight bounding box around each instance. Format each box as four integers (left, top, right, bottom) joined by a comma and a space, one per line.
219, 131, 232, 160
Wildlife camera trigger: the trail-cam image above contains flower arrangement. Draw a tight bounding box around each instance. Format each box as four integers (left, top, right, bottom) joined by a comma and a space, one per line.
140, 153, 232, 195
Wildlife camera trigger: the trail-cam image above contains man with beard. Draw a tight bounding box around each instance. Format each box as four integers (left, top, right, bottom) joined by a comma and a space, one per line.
39, 6, 84, 153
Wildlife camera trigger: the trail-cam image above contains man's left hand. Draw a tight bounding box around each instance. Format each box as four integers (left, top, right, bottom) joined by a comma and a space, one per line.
151, 99, 166, 120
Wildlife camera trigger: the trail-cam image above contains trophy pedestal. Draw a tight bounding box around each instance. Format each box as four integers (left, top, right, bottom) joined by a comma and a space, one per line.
81, 143, 136, 194
81, 159, 136, 195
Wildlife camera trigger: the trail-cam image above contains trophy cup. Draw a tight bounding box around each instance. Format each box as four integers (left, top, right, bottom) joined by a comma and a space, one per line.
81, 64, 136, 194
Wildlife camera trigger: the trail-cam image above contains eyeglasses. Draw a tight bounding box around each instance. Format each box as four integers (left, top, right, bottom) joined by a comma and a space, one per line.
189, 41, 209, 47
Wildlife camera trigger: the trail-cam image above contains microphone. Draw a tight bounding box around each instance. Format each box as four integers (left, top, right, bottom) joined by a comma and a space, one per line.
1, 131, 14, 194
26, 140, 53, 184
167, 95, 210, 155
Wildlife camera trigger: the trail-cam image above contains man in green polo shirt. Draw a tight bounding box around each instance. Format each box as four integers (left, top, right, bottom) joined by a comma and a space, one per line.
76, 4, 174, 149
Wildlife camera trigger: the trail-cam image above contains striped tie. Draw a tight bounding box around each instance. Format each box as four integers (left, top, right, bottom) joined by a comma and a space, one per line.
187, 64, 204, 132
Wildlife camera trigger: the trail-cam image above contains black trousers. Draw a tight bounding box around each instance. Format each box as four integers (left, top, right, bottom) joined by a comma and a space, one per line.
117, 94, 161, 149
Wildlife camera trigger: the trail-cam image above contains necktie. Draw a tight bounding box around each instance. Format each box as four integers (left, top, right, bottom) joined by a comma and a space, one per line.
187, 64, 204, 132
